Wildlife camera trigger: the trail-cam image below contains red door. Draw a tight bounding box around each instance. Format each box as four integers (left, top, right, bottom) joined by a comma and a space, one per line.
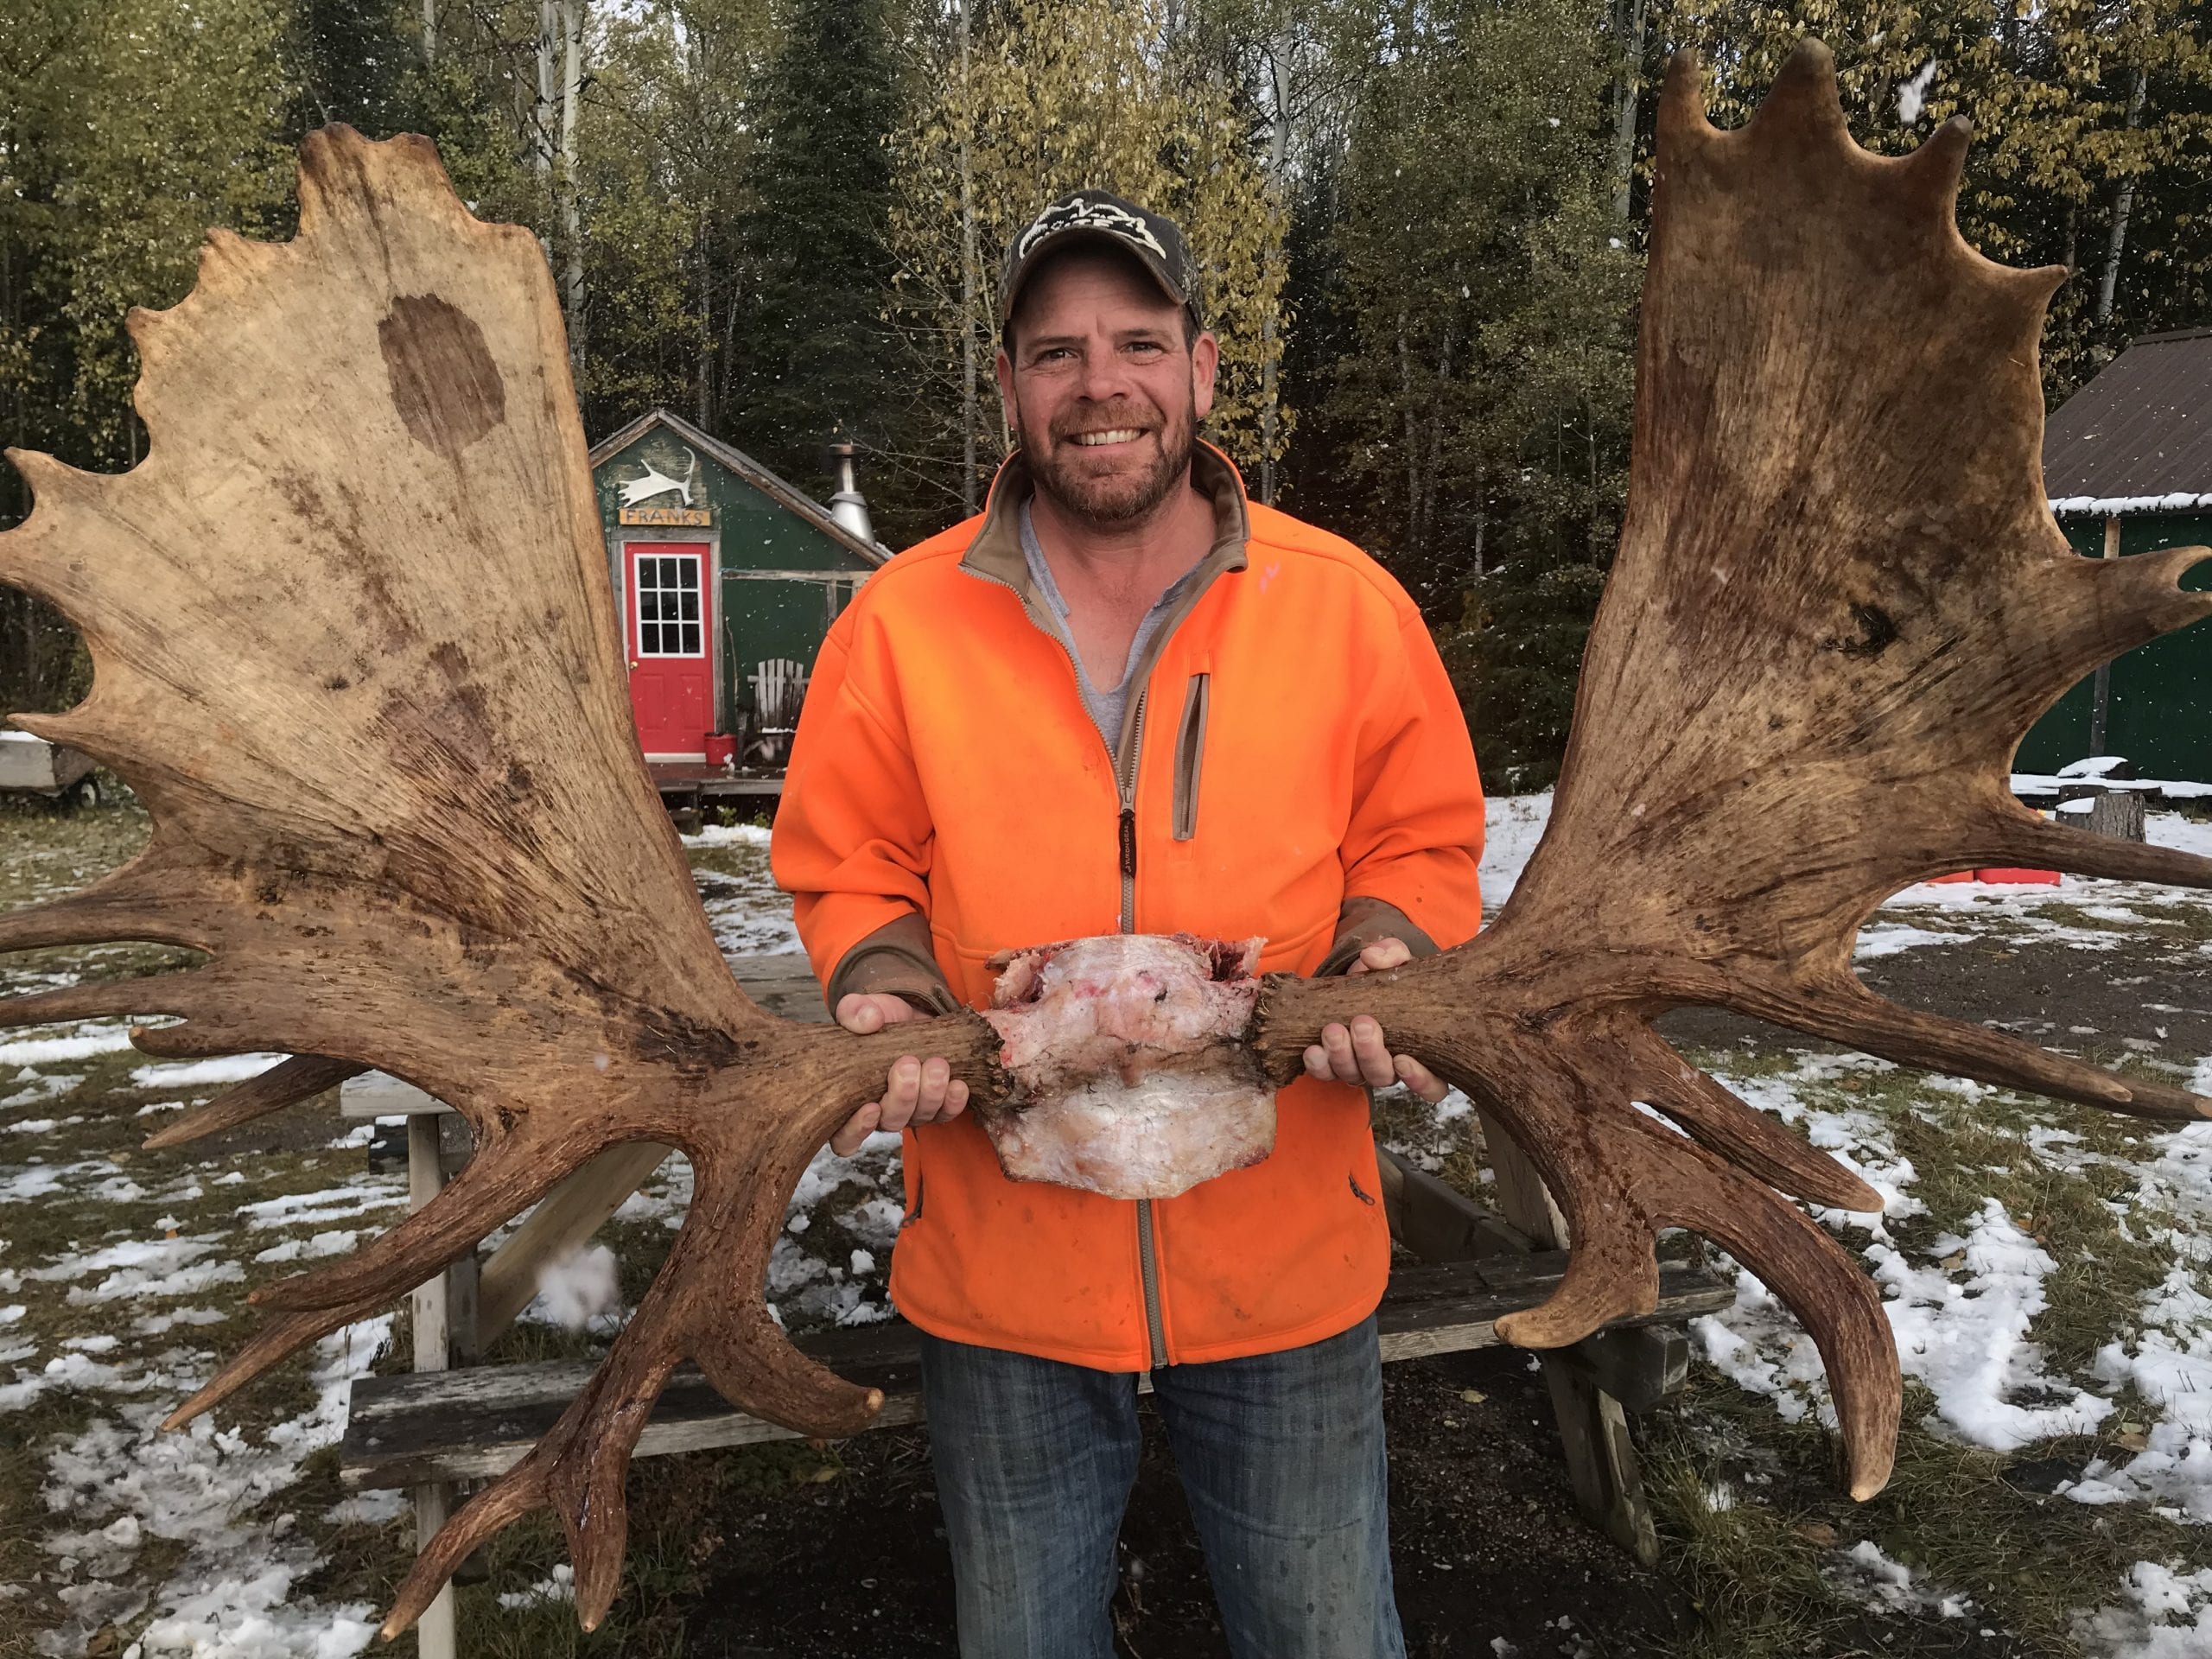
626, 543, 713, 759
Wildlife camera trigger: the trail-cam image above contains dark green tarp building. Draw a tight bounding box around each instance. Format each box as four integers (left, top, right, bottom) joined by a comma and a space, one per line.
2019, 328, 2212, 784
590, 409, 885, 764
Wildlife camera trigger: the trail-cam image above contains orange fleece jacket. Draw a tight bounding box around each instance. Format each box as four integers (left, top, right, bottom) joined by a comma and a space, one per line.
772, 443, 1485, 1369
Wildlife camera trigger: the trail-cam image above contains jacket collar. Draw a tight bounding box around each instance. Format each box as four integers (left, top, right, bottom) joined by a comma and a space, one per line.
959, 439, 1253, 603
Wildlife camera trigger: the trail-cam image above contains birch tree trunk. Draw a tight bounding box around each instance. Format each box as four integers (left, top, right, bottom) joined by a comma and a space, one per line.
2096, 63, 2149, 331
422, 0, 436, 65
1419, 318, 1456, 557
1397, 308, 1421, 556
559, 0, 587, 374
533, 2, 557, 267
1611, 0, 1648, 223
1257, 26, 1294, 505
959, 0, 978, 515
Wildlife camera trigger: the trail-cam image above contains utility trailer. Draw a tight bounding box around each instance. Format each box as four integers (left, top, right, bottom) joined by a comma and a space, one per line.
0, 730, 99, 807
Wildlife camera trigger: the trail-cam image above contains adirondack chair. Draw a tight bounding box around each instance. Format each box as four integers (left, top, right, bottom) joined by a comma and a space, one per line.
745, 658, 810, 766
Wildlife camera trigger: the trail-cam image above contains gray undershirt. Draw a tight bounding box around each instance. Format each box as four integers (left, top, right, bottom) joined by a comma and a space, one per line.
1019, 498, 1201, 747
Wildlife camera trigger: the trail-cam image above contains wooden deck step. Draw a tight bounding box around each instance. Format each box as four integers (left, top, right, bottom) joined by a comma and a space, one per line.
340, 1253, 1730, 1490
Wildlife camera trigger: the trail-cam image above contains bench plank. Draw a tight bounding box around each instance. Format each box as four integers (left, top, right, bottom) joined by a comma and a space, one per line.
342, 1253, 1730, 1489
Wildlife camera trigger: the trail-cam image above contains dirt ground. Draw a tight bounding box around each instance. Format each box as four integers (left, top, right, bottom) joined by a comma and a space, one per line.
680, 1345, 1690, 1659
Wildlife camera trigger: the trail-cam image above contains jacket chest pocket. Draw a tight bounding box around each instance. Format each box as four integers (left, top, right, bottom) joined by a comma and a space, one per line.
1171, 672, 1210, 842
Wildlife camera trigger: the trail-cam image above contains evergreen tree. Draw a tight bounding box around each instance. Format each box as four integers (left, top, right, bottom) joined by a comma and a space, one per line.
732, 0, 906, 504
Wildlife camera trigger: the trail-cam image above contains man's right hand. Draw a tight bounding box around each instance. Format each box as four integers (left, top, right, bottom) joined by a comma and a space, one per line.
830, 993, 971, 1156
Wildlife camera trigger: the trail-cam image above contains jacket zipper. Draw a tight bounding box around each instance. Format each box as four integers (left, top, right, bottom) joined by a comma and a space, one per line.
1114, 696, 1170, 1370
965, 563, 1198, 1373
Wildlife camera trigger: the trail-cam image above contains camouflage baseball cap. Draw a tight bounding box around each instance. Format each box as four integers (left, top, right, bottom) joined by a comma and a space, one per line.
1000, 190, 1205, 337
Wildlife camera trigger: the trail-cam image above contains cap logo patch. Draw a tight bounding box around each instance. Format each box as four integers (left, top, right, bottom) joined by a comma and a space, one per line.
1016, 197, 1168, 263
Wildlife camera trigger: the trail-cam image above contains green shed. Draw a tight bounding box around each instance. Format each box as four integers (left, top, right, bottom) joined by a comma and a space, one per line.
590, 409, 886, 766
2018, 328, 2212, 786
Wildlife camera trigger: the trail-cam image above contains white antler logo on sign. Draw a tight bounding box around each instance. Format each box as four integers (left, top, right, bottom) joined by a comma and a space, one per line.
620, 446, 697, 509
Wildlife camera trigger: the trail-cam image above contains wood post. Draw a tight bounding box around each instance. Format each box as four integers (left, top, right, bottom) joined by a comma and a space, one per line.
1473, 1111, 1661, 1566
407, 1113, 460, 1659
2088, 789, 2147, 842
2091, 514, 2120, 753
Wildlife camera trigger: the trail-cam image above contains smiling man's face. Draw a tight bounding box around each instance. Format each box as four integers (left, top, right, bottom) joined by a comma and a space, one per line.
996, 247, 1219, 531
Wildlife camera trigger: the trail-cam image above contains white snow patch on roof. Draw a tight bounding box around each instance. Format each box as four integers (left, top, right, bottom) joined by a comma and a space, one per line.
2050, 493, 2212, 516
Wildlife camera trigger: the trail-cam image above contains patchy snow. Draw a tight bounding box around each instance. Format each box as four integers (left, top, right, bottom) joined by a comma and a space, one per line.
497, 1561, 575, 1611
1877, 1198, 2112, 1449
129, 1054, 286, 1090
526, 1244, 622, 1332
680, 823, 772, 849
235, 1186, 404, 1230
1828, 1538, 1973, 1619
1479, 791, 1550, 911
35, 1317, 391, 1659
1855, 924, 1974, 960
0, 1024, 139, 1067
1690, 1057, 2111, 1448
2076, 1561, 2212, 1656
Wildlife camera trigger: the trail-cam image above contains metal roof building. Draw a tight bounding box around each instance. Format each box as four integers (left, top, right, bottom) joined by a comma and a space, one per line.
2018, 330, 2212, 783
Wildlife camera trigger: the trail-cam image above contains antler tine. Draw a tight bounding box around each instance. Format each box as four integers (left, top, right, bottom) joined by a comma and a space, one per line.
0, 851, 204, 955
0, 975, 197, 1031
1764, 972, 2209, 1122
1486, 1038, 1899, 1495
142, 1054, 363, 1149
1626, 1027, 1882, 1211
1656, 1135, 1901, 1498
162, 1302, 361, 1429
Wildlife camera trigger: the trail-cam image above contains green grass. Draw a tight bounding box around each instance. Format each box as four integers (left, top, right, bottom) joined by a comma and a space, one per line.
1646, 1372, 2212, 1657
1643, 1041, 2212, 1656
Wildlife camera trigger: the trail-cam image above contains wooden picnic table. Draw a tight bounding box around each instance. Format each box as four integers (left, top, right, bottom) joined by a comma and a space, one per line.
337, 952, 1731, 1658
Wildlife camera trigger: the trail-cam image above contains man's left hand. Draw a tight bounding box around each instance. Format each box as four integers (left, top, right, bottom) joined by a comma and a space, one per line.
1302, 937, 1451, 1104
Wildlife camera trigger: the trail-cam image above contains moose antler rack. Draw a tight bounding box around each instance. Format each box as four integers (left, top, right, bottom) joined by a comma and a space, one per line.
3, 40, 2208, 1637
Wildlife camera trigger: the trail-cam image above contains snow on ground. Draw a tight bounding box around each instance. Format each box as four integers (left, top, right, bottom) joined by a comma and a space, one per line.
10, 796, 2212, 1651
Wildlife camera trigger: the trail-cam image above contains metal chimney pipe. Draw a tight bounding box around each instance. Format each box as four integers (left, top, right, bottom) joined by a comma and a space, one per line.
826, 440, 875, 545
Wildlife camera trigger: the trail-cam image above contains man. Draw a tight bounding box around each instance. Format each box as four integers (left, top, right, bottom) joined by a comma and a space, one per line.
772, 190, 1485, 1658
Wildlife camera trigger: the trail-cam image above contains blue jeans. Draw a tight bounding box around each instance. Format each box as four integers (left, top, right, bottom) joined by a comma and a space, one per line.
917, 1315, 1407, 1659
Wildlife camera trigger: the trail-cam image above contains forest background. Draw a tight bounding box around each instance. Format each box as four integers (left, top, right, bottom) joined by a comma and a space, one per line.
3, 0, 2208, 787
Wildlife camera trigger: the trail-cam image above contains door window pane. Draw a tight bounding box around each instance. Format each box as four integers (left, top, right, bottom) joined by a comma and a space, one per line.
634, 550, 706, 658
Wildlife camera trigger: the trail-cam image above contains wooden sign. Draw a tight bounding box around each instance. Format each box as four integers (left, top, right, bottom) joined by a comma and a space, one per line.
620, 505, 712, 526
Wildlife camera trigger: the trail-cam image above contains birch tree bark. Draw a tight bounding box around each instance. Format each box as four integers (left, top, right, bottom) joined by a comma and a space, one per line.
2096, 63, 2149, 331
559, 0, 588, 372
1610, 0, 1647, 223
959, 0, 978, 515
533, 1, 557, 268
1258, 25, 1295, 505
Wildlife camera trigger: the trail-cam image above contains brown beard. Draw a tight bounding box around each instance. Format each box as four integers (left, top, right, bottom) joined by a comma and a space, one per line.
1017, 388, 1197, 531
